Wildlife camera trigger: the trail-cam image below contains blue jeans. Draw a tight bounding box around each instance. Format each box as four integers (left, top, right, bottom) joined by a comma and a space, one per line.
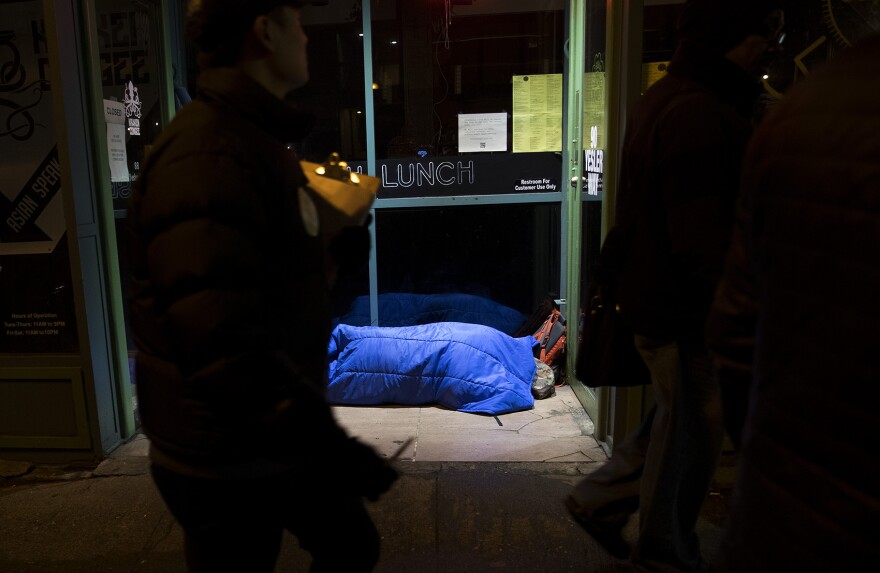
569, 336, 724, 572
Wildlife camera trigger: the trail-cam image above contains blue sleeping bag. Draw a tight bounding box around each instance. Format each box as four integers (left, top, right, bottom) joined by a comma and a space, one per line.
334, 292, 527, 335
327, 322, 537, 415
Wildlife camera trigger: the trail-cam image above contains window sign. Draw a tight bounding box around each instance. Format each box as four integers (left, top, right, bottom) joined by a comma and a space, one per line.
0, 1, 78, 352
642, 62, 669, 94
583, 69, 605, 151
512, 74, 563, 153
103, 99, 130, 183
123, 80, 141, 136
458, 113, 507, 153
374, 153, 561, 199
585, 125, 603, 198
583, 66, 605, 201
0, 7, 65, 255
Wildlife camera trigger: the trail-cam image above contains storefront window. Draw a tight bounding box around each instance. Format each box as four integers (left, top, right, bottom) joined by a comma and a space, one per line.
579, 0, 608, 299
370, 0, 566, 199
295, 3, 372, 314
346, 0, 569, 330
93, 0, 170, 211
375, 203, 561, 319
295, 2, 368, 163
0, 0, 79, 353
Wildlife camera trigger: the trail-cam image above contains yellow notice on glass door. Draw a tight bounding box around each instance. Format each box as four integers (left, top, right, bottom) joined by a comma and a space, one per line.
583, 71, 606, 151
512, 74, 562, 153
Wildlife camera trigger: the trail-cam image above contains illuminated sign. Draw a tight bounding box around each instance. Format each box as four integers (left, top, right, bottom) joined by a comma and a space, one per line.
381, 160, 475, 188
124, 81, 141, 136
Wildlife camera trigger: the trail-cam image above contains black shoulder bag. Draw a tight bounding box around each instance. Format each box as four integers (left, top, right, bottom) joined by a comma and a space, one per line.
575, 224, 651, 388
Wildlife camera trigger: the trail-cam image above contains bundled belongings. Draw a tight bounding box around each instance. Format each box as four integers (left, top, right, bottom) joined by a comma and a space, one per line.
515, 296, 567, 385
327, 322, 538, 415
334, 292, 527, 335
531, 358, 556, 400
533, 306, 566, 367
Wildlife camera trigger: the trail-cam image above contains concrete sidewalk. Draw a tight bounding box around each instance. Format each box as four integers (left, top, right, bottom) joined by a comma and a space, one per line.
0, 436, 733, 573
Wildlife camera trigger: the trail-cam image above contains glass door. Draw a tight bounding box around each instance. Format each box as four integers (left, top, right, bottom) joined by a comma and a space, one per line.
563, 0, 608, 428
83, 0, 614, 437
352, 0, 609, 426
360, 0, 568, 329
82, 0, 176, 431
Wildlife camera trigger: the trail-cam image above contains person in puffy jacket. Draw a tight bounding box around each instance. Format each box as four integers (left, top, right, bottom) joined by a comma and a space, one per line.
127, 1, 396, 571
567, 1, 784, 571
707, 34, 880, 572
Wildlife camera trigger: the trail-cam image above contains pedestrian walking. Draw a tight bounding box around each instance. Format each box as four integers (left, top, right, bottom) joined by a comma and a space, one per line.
567, 1, 785, 570
128, 2, 396, 571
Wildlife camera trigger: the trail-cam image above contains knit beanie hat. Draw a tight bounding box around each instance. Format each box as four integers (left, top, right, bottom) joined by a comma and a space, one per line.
187, 0, 310, 68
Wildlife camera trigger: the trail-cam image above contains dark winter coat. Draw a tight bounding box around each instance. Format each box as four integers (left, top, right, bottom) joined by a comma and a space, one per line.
615, 42, 762, 343
128, 69, 348, 474
707, 35, 880, 571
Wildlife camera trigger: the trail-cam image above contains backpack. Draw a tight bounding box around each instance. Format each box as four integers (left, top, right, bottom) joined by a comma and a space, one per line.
514, 296, 567, 368
533, 307, 566, 366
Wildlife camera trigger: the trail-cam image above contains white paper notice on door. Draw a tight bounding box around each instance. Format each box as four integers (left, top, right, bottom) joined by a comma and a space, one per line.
458, 113, 508, 153
103, 99, 130, 183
